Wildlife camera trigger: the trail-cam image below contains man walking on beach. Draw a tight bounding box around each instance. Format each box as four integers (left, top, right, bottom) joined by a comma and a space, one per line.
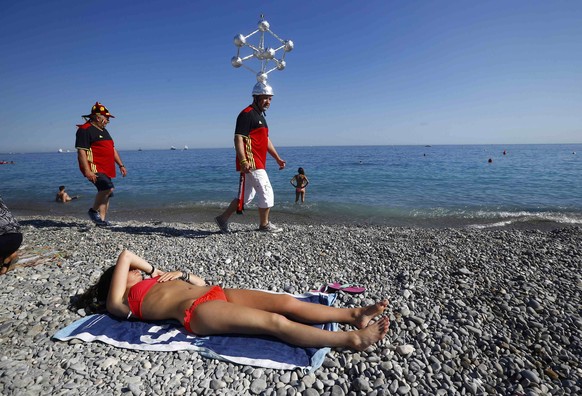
215, 82, 286, 233
75, 102, 127, 226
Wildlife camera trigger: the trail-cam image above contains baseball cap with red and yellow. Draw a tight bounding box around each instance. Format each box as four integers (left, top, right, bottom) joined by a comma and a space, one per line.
83, 102, 115, 118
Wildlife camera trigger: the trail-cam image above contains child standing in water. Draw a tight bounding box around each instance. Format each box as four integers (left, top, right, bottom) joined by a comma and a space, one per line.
290, 167, 309, 203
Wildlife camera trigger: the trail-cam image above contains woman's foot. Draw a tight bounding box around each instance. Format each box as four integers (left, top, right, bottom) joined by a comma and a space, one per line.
349, 316, 390, 351
353, 299, 389, 329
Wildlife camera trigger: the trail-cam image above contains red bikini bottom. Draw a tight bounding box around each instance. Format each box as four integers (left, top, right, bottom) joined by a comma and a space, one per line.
183, 285, 228, 333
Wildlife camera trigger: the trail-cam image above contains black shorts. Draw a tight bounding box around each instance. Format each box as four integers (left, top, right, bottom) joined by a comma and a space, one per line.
93, 173, 115, 192
0, 232, 23, 262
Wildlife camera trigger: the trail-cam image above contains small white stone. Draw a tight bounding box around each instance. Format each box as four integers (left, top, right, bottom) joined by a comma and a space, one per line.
395, 345, 415, 356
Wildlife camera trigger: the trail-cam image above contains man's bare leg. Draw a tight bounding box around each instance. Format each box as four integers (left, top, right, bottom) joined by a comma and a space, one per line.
93, 189, 112, 221
258, 207, 270, 227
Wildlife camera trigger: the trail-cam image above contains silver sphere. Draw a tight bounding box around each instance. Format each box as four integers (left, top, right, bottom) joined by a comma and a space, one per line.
276, 60, 286, 71
231, 56, 243, 68
256, 72, 268, 83
258, 20, 270, 32
234, 34, 246, 47
264, 48, 276, 59
284, 40, 294, 52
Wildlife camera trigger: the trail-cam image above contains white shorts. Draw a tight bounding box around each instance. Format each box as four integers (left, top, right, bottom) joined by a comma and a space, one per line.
242, 169, 274, 209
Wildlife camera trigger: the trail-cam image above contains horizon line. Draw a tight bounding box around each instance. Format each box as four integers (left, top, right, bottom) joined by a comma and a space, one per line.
2, 142, 582, 155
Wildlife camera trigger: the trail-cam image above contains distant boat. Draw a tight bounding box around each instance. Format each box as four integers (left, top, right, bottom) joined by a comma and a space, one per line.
183, 145, 189, 150
58, 149, 64, 153
424, 145, 432, 147
138, 148, 142, 151
170, 146, 177, 150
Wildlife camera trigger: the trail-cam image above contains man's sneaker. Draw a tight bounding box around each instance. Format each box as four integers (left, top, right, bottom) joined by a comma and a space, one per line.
88, 208, 102, 224
258, 222, 283, 233
214, 216, 230, 234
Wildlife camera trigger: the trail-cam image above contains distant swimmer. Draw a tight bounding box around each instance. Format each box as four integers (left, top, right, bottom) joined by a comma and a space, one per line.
56, 185, 79, 203
488, 158, 493, 163
503, 150, 506, 155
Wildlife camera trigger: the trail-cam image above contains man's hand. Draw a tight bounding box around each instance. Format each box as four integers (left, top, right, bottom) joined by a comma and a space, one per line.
84, 171, 97, 183
277, 158, 286, 170
241, 161, 252, 173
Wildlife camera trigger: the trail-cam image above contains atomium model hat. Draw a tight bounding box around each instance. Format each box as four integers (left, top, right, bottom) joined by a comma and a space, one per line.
252, 82, 274, 96
231, 16, 293, 97
82, 102, 115, 118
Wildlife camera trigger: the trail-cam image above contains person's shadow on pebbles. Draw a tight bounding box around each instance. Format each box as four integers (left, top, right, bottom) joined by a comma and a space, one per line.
20, 219, 213, 239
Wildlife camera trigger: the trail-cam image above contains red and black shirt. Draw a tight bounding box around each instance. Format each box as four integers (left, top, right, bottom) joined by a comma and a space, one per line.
235, 103, 269, 171
75, 122, 116, 178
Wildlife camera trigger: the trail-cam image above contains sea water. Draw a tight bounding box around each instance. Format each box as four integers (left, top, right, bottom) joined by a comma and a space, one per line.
1, 144, 581, 228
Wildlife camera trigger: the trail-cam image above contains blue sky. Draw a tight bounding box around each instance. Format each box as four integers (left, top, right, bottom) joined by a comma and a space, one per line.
1, 0, 581, 153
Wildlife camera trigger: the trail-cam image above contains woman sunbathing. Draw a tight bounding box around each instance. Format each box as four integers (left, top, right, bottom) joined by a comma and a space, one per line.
75, 250, 390, 351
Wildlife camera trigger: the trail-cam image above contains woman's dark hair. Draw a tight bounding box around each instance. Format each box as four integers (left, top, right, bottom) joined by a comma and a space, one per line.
298, 167, 304, 175
69, 266, 116, 313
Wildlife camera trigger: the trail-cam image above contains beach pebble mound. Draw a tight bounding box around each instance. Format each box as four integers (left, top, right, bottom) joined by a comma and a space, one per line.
0, 217, 580, 395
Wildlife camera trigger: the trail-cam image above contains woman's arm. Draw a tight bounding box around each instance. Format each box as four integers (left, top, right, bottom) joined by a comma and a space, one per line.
106, 250, 157, 317
290, 176, 297, 187
157, 270, 206, 286
185, 272, 206, 286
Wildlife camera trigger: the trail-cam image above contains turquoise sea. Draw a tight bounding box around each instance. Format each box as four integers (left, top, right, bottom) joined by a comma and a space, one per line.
1, 144, 581, 228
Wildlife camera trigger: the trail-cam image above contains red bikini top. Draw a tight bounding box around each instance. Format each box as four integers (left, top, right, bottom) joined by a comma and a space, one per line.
127, 276, 159, 319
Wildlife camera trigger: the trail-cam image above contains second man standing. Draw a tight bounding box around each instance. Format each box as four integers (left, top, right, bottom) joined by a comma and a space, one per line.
215, 82, 286, 233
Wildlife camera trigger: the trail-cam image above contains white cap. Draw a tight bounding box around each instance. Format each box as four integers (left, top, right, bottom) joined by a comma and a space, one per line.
252, 82, 274, 96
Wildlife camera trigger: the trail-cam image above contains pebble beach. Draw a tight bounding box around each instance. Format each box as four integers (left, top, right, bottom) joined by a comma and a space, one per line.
0, 216, 581, 395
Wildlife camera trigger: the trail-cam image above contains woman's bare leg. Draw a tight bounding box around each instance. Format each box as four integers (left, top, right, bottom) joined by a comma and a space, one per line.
191, 300, 389, 350
224, 289, 388, 329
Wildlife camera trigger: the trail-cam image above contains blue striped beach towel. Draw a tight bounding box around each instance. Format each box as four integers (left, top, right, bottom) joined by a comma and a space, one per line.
53, 292, 337, 372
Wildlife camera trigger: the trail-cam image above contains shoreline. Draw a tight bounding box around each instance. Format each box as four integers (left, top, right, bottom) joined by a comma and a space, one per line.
0, 216, 580, 394
10, 204, 579, 232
